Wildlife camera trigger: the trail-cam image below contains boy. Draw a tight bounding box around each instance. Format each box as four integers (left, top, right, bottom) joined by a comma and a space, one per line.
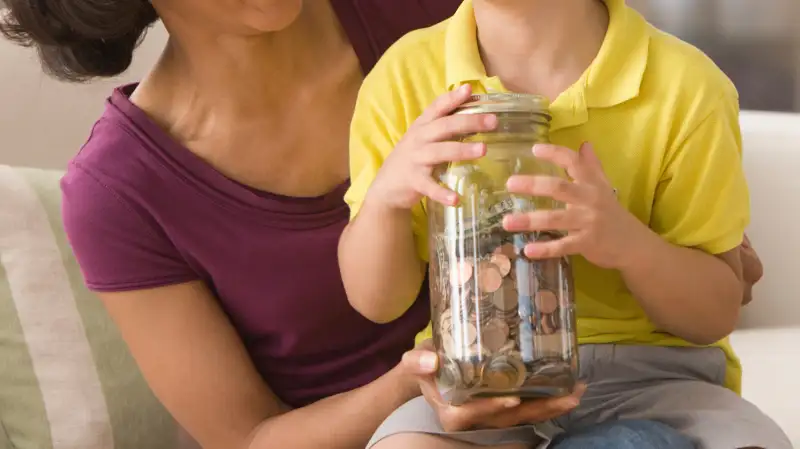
339, 0, 788, 448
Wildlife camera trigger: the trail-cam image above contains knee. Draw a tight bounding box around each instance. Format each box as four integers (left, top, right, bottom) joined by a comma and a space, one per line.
371, 433, 461, 449
554, 420, 695, 449
612, 420, 695, 449
371, 434, 419, 449
373, 433, 528, 449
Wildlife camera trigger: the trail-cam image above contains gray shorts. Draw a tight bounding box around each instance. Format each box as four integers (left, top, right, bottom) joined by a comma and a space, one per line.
367, 345, 792, 449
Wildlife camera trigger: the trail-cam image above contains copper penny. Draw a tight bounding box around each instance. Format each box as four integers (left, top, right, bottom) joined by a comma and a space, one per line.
469, 344, 492, 359
484, 369, 515, 390
535, 290, 559, 314
460, 321, 478, 345
493, 243, 517, 260
499, 341, 517, 354
483, 356, 527, 389
490, 282, 516, 312
541, 314, 556, 335
438, 357, 463, 387
482, 319, 510, 352
478, 263, 503, 293
450, 260, 474, 287
490, 254, 512, 277
458, 360, 478, 386
534, 334, 565, 356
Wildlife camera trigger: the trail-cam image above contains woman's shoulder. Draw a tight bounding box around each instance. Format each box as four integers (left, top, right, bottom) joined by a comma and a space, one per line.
62, 89, 199, 293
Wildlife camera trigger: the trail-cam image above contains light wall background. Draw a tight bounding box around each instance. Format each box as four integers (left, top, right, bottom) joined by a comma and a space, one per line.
0, 25, 167, 169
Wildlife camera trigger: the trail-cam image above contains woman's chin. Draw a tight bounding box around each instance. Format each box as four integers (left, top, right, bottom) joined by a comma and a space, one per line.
248, 0, 304, 32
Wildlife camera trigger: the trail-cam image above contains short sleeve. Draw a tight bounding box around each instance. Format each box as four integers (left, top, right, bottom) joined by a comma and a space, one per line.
61, 165, 199, 292
344, 61, 430, 261
650, 93, 750, 255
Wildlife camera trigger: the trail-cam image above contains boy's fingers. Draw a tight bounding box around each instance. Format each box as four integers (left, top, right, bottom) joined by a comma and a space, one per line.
417, 84, 473, 123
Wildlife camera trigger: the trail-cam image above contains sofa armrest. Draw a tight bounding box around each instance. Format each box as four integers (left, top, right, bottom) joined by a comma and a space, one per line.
731, 327, 799, 446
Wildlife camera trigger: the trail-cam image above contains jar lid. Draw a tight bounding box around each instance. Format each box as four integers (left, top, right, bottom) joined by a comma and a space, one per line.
453, 93, 552, 119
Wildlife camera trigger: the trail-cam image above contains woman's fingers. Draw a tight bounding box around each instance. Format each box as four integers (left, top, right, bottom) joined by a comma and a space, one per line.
438, 397, 522, 432
418, 376, 449, 408
511, 384, 586, 424
400, 349, 439, 375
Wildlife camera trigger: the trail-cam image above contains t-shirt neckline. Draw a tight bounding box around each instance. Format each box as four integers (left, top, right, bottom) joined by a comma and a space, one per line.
108, 85, 351, 229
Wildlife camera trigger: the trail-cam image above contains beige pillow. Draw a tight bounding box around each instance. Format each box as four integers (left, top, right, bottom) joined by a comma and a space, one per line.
0, 165, 180, 449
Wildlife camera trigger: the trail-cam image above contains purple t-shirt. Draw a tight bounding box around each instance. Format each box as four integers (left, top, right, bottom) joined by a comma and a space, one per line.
61, 0, 461, 408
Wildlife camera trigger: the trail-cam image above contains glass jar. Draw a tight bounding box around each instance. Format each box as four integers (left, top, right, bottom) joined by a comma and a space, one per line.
428, 93, 579, 405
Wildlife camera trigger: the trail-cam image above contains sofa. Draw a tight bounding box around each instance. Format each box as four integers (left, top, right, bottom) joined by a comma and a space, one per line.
0, 110, 798, 449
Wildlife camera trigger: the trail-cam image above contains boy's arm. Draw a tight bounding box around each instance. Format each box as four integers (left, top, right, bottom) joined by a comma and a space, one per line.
621, 89, 750, 345
339, 69, 428, 324
340, 200, 427, 324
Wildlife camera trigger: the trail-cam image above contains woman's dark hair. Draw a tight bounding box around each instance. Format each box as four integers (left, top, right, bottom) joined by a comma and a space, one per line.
0, 0, 158, 82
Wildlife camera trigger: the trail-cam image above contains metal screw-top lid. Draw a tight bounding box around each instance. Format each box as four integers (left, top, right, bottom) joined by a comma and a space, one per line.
454, 92, 552, 119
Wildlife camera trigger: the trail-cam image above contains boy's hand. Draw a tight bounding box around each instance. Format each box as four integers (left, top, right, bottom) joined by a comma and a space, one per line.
502, 142, 648, 270
365, 84, 496, 210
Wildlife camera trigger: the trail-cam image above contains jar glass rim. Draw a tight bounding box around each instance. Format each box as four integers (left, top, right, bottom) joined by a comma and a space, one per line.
453, 93, 552, 119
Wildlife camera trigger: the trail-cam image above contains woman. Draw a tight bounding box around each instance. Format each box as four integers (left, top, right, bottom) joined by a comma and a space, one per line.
0, 0, 741, 448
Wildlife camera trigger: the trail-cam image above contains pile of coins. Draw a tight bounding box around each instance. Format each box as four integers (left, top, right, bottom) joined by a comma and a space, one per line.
430, 228, 578, 402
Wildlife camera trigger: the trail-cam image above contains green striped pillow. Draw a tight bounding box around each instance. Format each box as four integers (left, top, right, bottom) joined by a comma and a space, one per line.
0, 165, 183, 449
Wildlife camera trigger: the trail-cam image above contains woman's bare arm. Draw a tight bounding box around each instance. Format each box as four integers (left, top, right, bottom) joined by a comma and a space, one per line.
99, 281, 420, 449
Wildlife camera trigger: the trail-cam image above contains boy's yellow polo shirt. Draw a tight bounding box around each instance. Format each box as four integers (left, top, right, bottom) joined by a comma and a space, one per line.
345, 0, 750, 393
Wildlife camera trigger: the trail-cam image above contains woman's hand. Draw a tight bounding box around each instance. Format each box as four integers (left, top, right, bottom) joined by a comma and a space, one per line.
502, 142, 647, 270
400, 342, 585, 432
741, 234, 763, 305
365, 84, 496, 210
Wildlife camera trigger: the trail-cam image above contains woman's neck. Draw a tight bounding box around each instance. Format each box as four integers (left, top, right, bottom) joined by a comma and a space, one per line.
134, 1, 353, 138
474, 0, 609, 99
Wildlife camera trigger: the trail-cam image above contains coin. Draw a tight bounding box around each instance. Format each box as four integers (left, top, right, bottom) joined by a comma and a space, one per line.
541, 313, 556, 335
491, 282, 517, 312
493, 242, 517, 260
458, 360, 479, 386
490, 253, 512, 277
482, 355, 526, 389
482, 318, 510, 352
484, 368, 516, 389
438, 357, 463, 387
478, 262, 503, 293
535, 290, 558, 314
499, 340, 516, 354
469, 344, 492, 359
450, 260, 474, 287
456, 321, 478, 345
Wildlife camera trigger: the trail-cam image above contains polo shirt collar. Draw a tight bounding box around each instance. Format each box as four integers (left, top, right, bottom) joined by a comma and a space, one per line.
444, 0, 650, 130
